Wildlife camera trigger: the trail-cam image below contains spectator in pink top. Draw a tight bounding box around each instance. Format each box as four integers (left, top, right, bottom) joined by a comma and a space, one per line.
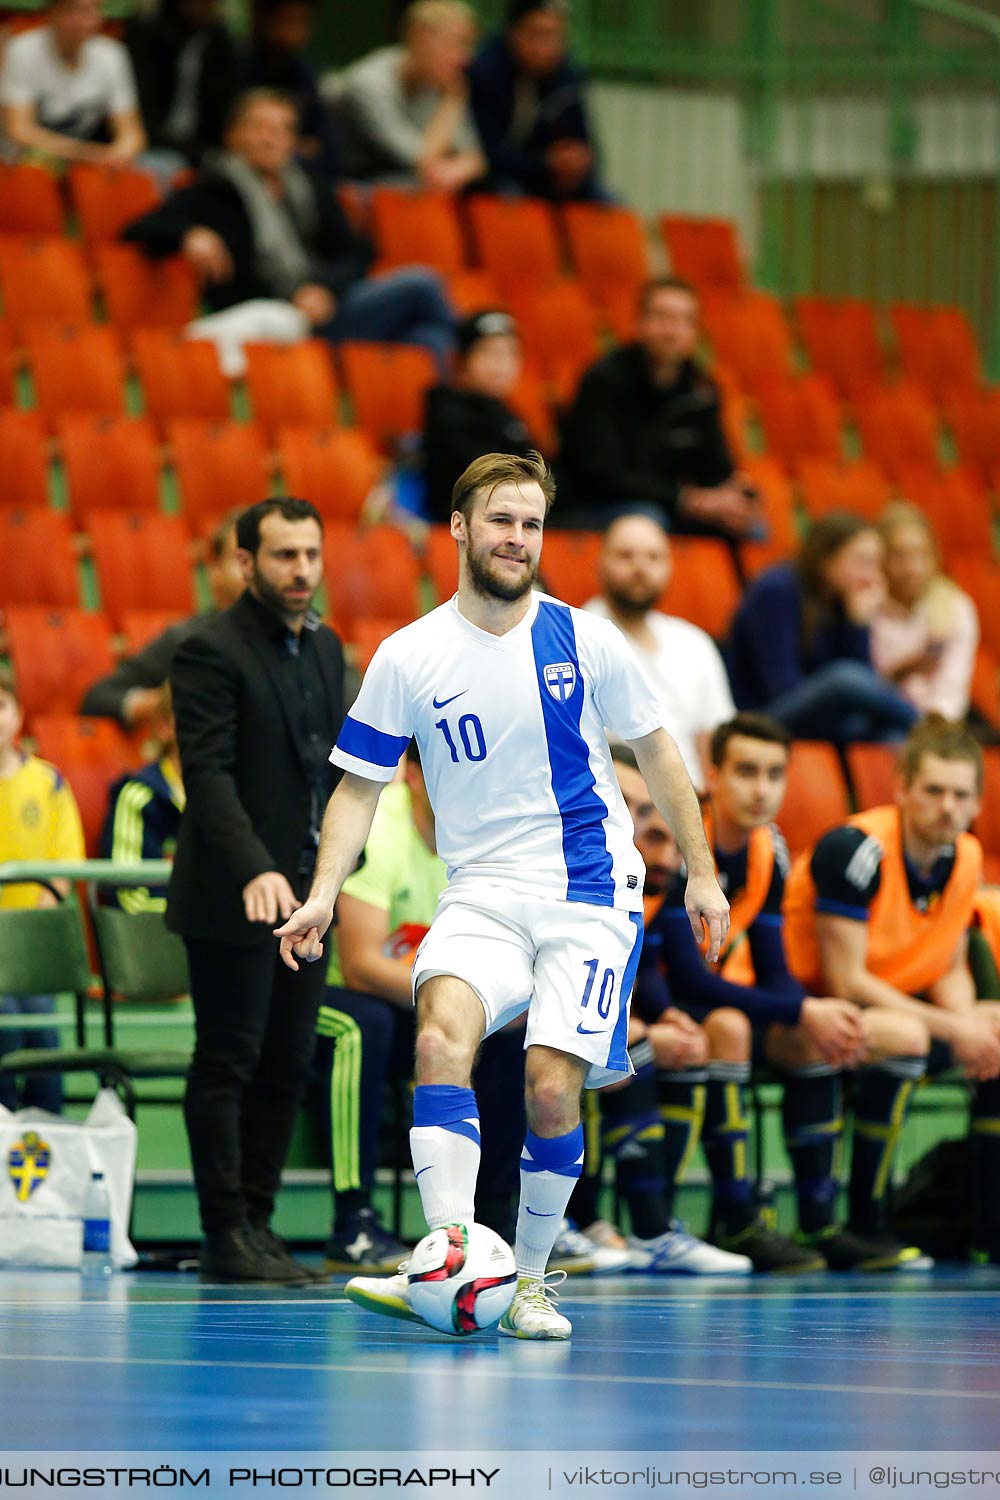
871, 502, 979, 720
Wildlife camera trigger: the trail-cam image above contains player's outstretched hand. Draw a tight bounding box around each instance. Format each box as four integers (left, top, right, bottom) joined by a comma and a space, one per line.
275, 896, 335, 972
685, 873, 730, 964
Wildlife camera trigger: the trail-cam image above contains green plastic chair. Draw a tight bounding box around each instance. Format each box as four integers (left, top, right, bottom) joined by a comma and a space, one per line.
87, 900, 192, 1085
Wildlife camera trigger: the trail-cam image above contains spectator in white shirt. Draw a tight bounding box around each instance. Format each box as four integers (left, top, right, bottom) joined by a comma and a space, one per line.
332, 0, 486, 192
585, 513, 735, 791
871, 502, 979, 721
0, 0, 145, 165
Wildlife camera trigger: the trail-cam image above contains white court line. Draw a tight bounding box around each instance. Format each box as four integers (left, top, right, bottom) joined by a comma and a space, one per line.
1, 1289, 1000, 1309
2, 1351, 999, 1401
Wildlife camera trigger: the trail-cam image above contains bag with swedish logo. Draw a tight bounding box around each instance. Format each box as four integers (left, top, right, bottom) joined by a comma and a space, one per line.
0, 1089, 138, 1268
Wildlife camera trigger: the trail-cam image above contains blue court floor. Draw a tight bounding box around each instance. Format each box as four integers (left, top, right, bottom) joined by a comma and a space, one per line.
3, 1266, 1000, 1458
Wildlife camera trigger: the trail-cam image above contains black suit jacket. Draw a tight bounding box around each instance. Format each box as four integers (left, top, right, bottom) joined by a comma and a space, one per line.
122, 166, 372, 313
166, 592, 345, 946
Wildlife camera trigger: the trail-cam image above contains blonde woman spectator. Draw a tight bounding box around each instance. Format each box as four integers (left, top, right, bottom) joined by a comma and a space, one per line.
872, 502, 979, 720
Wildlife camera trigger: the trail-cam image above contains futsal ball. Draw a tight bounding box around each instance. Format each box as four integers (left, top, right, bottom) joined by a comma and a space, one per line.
407, 1222, 517, 1336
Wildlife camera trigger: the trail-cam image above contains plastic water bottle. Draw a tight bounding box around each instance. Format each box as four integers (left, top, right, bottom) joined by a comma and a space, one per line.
81, 1170, 113, 1276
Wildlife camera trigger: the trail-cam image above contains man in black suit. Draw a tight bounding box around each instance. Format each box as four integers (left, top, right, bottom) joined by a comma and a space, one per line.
168, 496, 345, 1283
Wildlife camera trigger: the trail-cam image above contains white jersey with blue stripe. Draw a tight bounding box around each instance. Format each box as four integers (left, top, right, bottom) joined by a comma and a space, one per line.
329, 593, 664, 912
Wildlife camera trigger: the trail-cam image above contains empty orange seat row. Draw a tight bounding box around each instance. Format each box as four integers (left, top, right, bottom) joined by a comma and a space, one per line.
660, 216, 745, 293
32, 715, 136, 853
0, 163, 162, 241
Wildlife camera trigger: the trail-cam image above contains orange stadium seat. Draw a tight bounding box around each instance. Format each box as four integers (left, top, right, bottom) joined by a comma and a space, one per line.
700, 291, 795, 386
87, 511, 194, 625
370, 188, 468, 275
0, 236, 92, 333
132, 331, 231, 426
509, 361, 557, 453
976, 748, 1000, 883
26, 324, 126, 424
5, 606, 116, 720
854, 383, 941, 478
424, 525, 457, 603
894, 467, 994, 560
95, 244, 199, 333
945, 389, 1000, 483
948, 555, 1000, 660
971, 645, 1000, 730
0, 409, 50, 508
465, 195, 562, 295
324, 523, 421, 635
277, 426, 382, 522
31, 715, 134, 854
660, 216, 744, 292
797, 457, 892, 523
776, 741, 851, 858
754, 374, 843, 469
562, 203, 650, 341
339, 341, 437, 449
795, 296, 886, 401
505, 279, 600, 403
539, 530, 601, 608
660, 537, 742, 639
244, 341, 340, 435
845, 742, 897, 812
740, 455, 798, 576
0, 508, 79, 607
0, 164, 65, 235
58, 414, 162, 518
0, 319, 16, 406
890, 303, 981, 403
120, 608, 187, 654
168, 419, 271, 523
349, 615, 415, 675
68, 164, 161, 244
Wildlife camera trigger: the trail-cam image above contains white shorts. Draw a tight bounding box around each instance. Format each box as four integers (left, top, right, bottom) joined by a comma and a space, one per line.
411, 885, 644, 1089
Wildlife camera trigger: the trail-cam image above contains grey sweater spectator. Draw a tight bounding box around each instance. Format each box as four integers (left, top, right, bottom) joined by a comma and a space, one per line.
560, 279, 762, 541
0, 0, 146, 166
333, 1, 485, 192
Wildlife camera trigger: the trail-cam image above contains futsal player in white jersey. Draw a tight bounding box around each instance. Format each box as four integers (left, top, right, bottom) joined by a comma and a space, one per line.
277, 451, 729, 1339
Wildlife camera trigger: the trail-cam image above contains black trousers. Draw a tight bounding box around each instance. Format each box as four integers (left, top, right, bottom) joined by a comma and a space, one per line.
183, 935, 327, 1235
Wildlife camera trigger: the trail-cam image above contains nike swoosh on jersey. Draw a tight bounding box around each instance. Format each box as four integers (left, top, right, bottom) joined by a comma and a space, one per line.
525, 1207, 556, 1216
432, 690, 468, 709
576, 1024, 605, 1035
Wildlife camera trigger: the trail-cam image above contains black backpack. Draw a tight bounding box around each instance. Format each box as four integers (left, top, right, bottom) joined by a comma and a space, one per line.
890, 1138, 973, 1260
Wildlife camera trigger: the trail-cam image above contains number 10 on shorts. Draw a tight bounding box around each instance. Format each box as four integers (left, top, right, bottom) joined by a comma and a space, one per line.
580, 958, 615, 1019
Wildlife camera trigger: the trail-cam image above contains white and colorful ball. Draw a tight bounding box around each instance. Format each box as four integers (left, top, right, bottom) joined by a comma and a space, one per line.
407, 1222, 517, 1336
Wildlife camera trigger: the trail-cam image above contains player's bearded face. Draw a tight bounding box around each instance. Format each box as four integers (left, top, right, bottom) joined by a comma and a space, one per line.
465, 522, 541, 601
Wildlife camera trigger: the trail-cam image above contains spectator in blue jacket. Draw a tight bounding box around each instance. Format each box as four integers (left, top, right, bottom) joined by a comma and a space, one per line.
725, 513, 920, 745
468, 0, 604, 201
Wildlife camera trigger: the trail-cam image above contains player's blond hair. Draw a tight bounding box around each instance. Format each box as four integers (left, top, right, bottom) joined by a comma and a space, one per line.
403, 0, 476, 39
451, 450, 556, 521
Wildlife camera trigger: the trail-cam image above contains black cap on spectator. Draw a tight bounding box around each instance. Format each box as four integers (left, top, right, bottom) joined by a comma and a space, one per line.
457, 309, 519, 356
506, 0, 569, 24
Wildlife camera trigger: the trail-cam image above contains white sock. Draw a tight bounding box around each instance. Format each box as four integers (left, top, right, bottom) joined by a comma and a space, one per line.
409, 1084, 480, 1231
515, 1126, 584, 1279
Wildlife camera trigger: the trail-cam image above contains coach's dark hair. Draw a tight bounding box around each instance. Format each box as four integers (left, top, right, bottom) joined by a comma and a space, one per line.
897, 713, 983, 794
639, 276, 698, 314
710, 713, 791, 768
796, 511, 877, 658
451, 450, 555, 521
236, 497, 323, 556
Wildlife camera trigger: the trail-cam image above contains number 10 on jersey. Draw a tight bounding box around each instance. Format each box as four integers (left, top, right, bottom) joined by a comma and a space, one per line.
435, 713, 488, 763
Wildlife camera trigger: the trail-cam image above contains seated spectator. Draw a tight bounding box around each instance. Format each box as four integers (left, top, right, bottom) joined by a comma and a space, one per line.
468, 0, 603, 201
125, 0, 241, 167
243, 0, 339, 179
310, 741, 527, 1271
559, 278, 762, 540
583, 514, 734, 791
0, 0, 146, 167
333, 1, 485, 192
0, 667, 85, 1114
99, 685, 183, 914
871, 502, 979, 722
422, 309, 536, 523
123, 88, 456, 371
81, 514, 245, 729
726, 512, 920, 745
784, 714, 1000, 1264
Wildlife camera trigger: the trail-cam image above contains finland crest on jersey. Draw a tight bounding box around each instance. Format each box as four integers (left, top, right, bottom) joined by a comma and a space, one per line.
330, 593, 665, 911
